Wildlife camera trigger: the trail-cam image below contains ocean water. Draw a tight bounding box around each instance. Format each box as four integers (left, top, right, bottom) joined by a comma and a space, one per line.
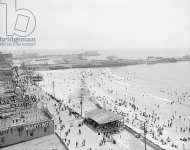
100, 49, 190, 59
40, 61, 190, 102
111, 61, 190, 100
39, 61, 190, 149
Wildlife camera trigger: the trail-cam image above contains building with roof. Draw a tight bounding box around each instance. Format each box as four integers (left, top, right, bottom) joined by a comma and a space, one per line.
1, 134, 67, 150
86, 108, 122, 125
0, 107, 54, 148
85, 108, 123, 134
0, 52, 55, 148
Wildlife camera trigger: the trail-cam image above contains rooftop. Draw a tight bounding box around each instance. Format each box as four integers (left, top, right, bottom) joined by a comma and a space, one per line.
86, 108, 122, 125
1, 134, 67, 150
0, 108, 51, 130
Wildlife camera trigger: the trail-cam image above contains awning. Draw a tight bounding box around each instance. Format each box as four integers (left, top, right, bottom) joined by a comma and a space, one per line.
85, 108, 122, 125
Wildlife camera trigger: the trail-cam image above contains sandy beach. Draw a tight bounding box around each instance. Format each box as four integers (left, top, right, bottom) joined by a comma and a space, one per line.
38, 65, 190, 150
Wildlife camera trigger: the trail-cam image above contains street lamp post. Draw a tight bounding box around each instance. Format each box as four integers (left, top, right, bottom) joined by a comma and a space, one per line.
144, 122, 147, 150
80, 91, 83, 117
144, 106, 147, 150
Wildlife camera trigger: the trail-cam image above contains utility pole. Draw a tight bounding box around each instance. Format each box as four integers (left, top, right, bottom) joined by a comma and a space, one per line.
52, 80, 55, 97
144, 122, 147, 150
144, 106, 147, 150
59, 125, 62, 139
80, 71, 84, 117
80, 88, 83, 116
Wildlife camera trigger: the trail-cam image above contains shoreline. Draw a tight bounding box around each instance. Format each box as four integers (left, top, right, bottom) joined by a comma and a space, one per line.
38, 67, 190, 150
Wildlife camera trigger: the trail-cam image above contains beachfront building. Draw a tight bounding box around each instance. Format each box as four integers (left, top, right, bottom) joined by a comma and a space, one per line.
0, 52, 55, 148
85, 108, 123, 135
0, 107, 54, 148
0, 74, 54, 148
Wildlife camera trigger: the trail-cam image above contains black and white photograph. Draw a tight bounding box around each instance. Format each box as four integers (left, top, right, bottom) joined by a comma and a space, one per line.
0, 0, 190, 150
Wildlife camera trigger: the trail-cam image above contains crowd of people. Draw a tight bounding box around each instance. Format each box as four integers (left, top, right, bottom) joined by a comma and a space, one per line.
32, 81, 121, 150
81, 68, 190, 150
38, 68, 190, 150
